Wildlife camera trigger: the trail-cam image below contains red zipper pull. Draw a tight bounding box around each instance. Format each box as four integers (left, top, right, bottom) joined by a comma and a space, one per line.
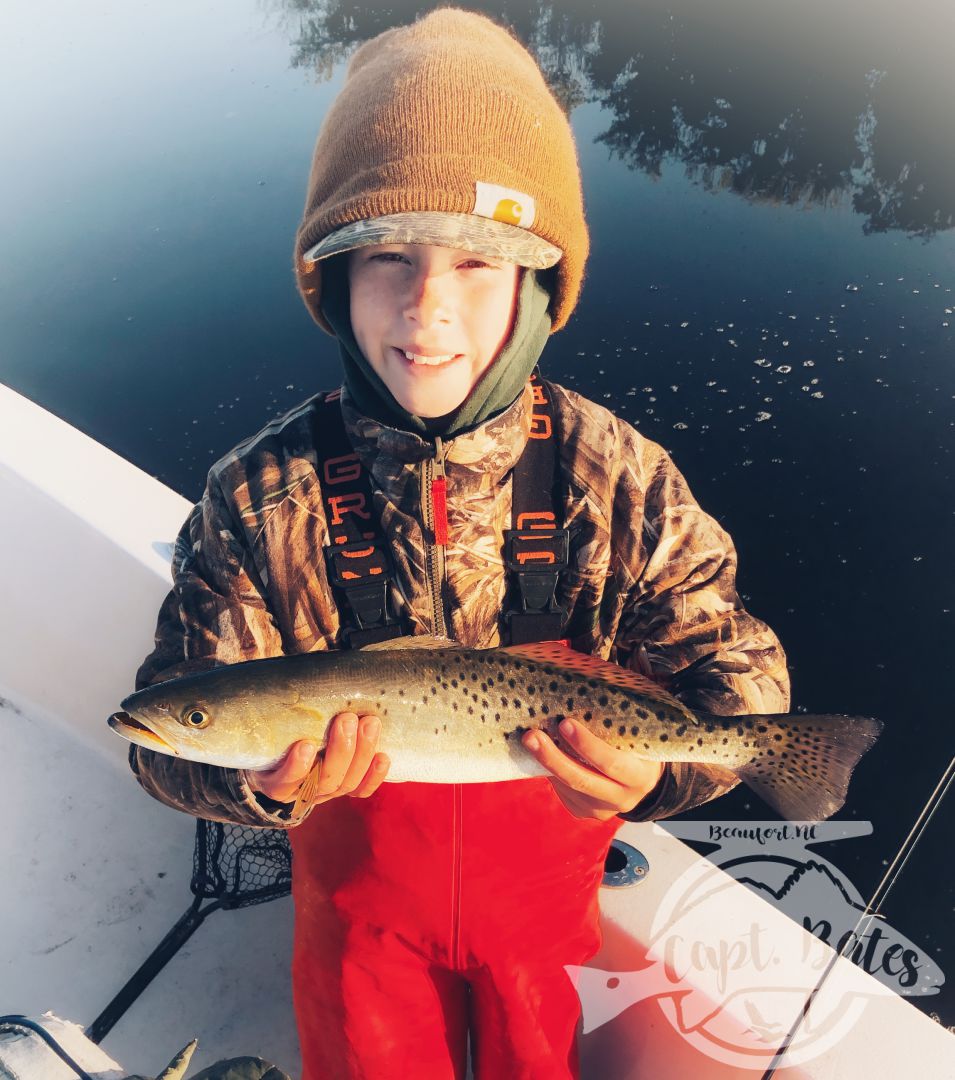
431, 435, 448, 545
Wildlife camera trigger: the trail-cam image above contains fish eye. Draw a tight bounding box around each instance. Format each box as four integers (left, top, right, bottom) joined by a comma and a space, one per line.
181, 707, 210, 728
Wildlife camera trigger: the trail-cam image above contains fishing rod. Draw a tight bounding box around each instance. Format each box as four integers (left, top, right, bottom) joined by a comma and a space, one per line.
759, 752, 955, 1079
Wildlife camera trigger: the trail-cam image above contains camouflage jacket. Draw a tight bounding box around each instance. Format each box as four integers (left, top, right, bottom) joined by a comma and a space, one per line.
129, 380, 790, 828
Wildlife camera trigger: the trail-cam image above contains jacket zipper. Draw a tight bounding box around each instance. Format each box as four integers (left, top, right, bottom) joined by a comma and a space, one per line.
421, 436, 449, 638
422, 438, 460, 966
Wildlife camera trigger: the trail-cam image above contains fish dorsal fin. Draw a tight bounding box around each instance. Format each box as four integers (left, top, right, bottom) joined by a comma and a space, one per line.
500, 642, 687, 710
357, 633, 462, 652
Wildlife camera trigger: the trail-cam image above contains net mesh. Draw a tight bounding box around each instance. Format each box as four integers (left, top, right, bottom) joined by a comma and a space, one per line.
191, 821, 292, 908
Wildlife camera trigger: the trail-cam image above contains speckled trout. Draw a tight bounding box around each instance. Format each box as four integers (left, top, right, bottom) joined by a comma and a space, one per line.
109, 636, 881, 820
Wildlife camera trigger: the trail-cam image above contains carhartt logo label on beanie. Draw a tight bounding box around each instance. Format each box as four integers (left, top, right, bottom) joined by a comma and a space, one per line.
474, 181, 536, 228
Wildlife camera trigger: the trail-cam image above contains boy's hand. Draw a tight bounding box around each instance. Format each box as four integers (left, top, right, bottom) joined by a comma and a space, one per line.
522, 718, 665, 821
249, 712, 390, 806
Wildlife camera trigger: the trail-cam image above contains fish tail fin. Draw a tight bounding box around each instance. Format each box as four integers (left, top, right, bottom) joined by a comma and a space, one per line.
707, 713, 882, 821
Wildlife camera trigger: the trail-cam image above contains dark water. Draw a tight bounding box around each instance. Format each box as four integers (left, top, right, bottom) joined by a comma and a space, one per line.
3, 0, 953, 1032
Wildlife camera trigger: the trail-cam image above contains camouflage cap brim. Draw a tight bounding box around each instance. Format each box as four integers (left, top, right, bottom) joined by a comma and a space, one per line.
301, 212, 563, 270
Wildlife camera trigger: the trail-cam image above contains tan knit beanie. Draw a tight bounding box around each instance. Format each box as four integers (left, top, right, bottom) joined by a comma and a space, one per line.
293, 7, 589, 335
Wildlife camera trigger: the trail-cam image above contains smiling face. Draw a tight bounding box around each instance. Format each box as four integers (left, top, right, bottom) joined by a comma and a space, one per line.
346, 243, 522, 419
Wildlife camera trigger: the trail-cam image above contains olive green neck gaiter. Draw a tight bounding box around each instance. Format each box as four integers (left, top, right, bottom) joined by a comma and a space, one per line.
319, 255, 553, 440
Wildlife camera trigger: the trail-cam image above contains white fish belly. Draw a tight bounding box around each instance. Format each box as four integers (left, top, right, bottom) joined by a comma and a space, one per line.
382, 745, 551, 783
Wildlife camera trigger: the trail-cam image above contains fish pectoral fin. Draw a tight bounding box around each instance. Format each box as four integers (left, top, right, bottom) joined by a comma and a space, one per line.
292, 757, 324, 818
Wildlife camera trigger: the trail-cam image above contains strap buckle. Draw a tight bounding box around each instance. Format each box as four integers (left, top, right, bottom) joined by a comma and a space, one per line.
503, 527, 569, 621
325, 541, 401, 644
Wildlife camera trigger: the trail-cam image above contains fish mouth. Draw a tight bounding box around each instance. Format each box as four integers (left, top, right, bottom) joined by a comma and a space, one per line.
108, 711, 178, 754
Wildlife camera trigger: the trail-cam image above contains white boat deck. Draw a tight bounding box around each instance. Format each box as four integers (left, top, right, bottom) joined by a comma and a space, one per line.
2, 693, 300, 1077
1, 381, 952, 1079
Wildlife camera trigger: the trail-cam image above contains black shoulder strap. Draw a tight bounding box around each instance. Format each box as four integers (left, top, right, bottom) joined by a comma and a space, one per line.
503, 373, 569, 645
313, 389, 406, 649
313, 380, 569, 650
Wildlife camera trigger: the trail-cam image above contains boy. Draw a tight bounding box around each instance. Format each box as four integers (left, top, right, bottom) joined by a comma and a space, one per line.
128, 9, 789, 1078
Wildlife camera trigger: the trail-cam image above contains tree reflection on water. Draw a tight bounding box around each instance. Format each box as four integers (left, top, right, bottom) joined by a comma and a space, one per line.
270, 0, 954, 238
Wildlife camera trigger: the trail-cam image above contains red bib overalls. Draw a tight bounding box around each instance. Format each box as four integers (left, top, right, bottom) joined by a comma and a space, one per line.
289, 776, 623, 1079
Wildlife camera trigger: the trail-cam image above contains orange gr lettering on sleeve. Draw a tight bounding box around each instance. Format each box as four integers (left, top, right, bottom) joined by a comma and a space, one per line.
516, 512, 555, 531
517, 550, 556, 565
328, 493, 370, 525
324, 454, 361, 485
528, 414, 552, 440
341, 545, 374, 559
